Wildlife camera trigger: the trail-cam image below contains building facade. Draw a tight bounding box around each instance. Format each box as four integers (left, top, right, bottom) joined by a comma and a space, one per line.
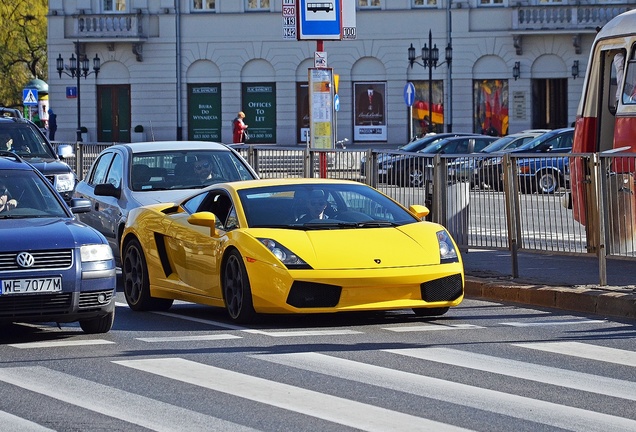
46, 0, 634, 145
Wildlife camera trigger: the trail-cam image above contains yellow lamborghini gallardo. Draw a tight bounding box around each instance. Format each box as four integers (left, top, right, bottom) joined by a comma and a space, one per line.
121, 178, 464, 323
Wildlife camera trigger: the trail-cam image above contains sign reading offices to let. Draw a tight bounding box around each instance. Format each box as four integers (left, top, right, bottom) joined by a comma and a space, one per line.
242, 83, 277, 143
187, 84, 221, 142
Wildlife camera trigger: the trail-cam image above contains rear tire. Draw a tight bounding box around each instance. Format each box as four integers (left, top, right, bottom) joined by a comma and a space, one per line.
122, 238, 173, 311
223, 250, 257, 323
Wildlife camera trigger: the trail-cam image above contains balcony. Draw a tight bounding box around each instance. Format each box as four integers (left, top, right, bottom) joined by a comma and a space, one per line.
512, 4, 632, 32
72, 13, 146, 42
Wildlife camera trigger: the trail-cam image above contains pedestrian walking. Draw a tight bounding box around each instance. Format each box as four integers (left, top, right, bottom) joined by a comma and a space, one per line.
232, 111, 248, 144
48, 109, 58, 140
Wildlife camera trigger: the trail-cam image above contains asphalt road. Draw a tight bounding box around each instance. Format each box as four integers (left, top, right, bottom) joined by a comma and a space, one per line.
0, 294, 634, 431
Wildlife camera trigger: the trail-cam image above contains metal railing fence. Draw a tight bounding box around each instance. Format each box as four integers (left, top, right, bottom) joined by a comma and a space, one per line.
58, 142, 636, 285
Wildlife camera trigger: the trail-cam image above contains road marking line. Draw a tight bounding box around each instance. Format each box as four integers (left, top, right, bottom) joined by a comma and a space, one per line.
114, 357, 470, 432
382, 323, 483, 332
501, 319, 606, 327
151, 311, 248, 330
513, 341, 636, 367
386, 347, 636, 401
0, 410, 55, 432
242, 329, 363, 337
9, 339, 115, 349
0, 366, 257, 432
137, 334, 242, 342
257, 351, 636, 432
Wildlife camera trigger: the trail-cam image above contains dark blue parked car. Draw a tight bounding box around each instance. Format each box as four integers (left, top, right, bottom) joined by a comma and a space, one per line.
0, 151, 116, 333
517, 150, 571, 194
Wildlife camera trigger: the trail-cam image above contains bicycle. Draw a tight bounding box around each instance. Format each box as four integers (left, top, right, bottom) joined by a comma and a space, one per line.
333, 138, 357, 170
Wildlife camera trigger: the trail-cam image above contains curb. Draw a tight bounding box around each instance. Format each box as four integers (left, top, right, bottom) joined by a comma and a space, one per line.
465, 276, 636, 319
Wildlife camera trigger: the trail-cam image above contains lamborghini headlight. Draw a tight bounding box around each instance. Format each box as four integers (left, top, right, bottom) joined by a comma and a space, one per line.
436, 230, 459, 263
258, 238, 310, 269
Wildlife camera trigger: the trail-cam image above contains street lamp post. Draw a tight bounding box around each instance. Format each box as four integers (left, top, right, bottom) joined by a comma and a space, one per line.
408, 30, 452, 134
57, 42, 100, 142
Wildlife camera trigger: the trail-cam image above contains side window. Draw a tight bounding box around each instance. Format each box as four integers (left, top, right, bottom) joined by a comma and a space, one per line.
473, 139, 490, 153
88, 153, 115, 185
106, 153, 123, 188
621, 47, 636, 105
610, 49, 627, 111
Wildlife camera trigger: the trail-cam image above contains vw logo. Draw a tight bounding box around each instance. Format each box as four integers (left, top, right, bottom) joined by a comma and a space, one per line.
16, 252, 35, 268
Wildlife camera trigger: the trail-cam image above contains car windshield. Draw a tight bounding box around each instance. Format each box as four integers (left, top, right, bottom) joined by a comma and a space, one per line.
515, 130, 562, 151
400, 136, 446, 152
419, 138, 453, 154
0, 170, 68, 218
480, 136, 518, 153
131, 150, 255, 191
238, 183, 419, 229
0, 123, 55, 159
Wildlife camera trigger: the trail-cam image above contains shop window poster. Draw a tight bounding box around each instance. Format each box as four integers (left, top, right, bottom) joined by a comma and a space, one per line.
473, 79, 509, 136
411, 80, 444, 137
353, 81, 386, 141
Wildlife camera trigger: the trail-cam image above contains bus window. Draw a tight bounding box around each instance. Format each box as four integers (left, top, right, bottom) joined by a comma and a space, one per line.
609, 50, 626, 113
621, 51, 636, 104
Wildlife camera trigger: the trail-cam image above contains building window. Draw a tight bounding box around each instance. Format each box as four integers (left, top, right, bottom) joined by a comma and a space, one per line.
103, 0, 127, 12
358, 0, 381, 8
193, 0, 216, 11
246, 0, 270, 10
537, 0, 564, 3
412, 0, 438, 7
478, 0, 504, 6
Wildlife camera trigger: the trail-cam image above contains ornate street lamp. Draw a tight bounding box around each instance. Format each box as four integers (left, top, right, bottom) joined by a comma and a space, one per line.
57, 42, 100, 142
408, 30, 452, 134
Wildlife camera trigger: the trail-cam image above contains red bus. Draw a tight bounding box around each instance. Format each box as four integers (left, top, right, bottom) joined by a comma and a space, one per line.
572, 9, 636, 236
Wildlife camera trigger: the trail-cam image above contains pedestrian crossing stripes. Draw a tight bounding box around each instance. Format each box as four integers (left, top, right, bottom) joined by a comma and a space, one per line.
514, 341, 636, 366
115, 357, 468, 432
0, 410, 54, 432
0, 341, 634, 431
0, 366, 257, 432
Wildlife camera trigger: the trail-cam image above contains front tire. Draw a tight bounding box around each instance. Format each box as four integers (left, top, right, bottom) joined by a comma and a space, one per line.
79, 310, 114, 334
122, 238, 173, 311
536, 170, 561, 194
223, 250, 257, 323
412, 307, 449, 317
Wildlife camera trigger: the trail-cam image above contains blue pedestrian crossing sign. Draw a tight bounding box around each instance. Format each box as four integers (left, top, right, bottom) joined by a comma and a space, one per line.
23, 89, 38, 106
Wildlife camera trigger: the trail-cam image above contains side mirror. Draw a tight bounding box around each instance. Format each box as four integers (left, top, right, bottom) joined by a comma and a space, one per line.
409, 204, 430, 220
94, 183, 121, 199
188, 212, 218, 237
69, 198, 91, 213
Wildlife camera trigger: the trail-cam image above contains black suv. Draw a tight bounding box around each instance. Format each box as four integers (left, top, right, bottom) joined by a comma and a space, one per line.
0, 115, 76, 202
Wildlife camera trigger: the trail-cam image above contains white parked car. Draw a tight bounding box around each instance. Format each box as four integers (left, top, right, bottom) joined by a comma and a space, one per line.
74, 141, 258, 262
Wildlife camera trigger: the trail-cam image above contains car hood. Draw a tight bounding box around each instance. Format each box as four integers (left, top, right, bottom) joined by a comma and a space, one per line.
0, 218, 106, 252
25, 158, 73, 175
130, 190, 197, 207
252, 223, 445, 270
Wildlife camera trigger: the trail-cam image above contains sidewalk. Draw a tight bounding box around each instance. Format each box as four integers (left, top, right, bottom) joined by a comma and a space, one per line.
462, 249, 636, 319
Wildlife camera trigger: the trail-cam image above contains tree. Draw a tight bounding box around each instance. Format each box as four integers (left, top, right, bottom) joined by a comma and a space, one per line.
0, 0, 48, 109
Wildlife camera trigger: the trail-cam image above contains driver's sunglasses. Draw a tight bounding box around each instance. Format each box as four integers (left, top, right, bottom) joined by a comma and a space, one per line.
310, 199, 326, 206
194, 162, 210, 171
